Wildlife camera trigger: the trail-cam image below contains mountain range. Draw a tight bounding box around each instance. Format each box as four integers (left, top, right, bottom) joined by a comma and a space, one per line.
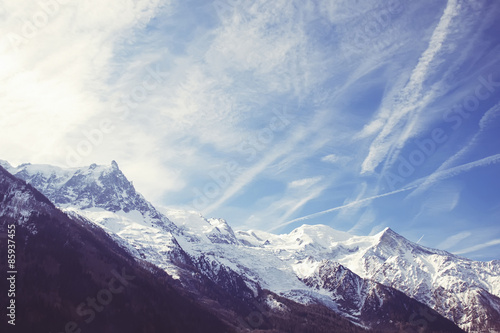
1, 159, 499, 332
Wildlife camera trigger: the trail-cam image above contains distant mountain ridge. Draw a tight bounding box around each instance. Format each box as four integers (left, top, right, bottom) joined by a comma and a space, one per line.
4, 160, 497, 331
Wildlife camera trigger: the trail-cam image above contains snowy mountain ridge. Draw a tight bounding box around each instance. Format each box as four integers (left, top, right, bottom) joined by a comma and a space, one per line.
3, 160, 499, 332
241, 224, 500, 331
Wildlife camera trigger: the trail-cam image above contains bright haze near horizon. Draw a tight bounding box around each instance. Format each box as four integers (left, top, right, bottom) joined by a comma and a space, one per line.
1, 0, 499, 260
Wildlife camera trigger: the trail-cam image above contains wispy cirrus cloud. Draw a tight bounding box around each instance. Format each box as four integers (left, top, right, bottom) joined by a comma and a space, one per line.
271, 153, 500, 232
244, 173, 330, 231
288, 176, 323, 189
203, 109, 331, 215
321, 154, 352, 166
360, 0, 460, 174
455, 238, 500, 255
409, 101, 500, 197
438, 231, 472, 250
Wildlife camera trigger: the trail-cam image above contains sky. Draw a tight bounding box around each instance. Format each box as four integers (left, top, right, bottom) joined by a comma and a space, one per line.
1, 0, 499, 260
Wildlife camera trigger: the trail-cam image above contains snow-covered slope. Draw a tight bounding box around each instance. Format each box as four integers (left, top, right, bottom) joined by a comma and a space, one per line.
159, 208, 240, 245
5, 160, 497, 332
236, 225, 500, 332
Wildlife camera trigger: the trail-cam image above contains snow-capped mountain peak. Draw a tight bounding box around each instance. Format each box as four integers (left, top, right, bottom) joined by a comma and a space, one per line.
283, 224, 353, 248
5, 161, 164, 218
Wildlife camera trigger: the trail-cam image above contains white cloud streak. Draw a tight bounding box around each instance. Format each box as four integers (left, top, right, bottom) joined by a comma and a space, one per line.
276, 183, 329, 227
455, 238, 500, 255
203, 111, 329, 215
288, 176, 323, 188
270, 153, 500, 232
409, 101, 500, 197
438, 231, 472, 250
360, 0, 460, 174
268, 184, 413, 232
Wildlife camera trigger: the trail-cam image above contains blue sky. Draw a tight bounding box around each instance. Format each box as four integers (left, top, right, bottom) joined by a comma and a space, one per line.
1, 0, 499, 260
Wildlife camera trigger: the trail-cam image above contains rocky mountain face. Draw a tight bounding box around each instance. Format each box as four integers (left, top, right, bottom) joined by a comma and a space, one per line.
302, 260, 462, 332
4, 160, 493, 332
